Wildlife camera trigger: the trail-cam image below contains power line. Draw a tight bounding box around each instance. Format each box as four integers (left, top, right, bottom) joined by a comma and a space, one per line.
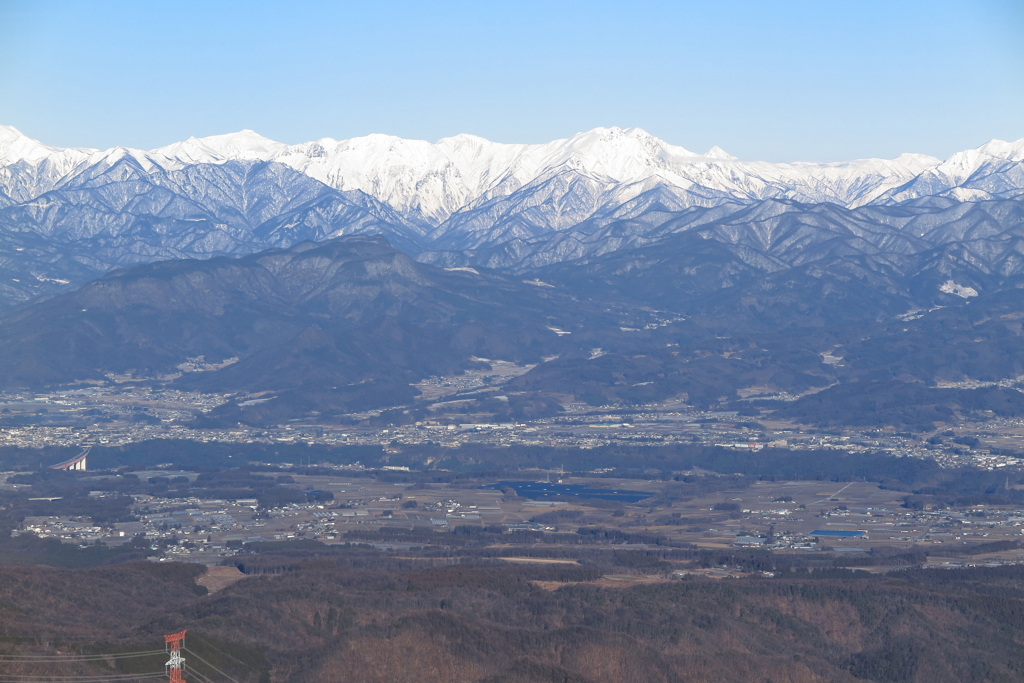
185, 634, 263, 678
0, 672, 163, 678
0, 631, 263, 683
0, 651, 166, 662
0, 676, 164, 680
0, 636, 150, 643
182, 649, 246, 683
0, 676, 163, 680
0, 674, 165, 683
181, 665, 217, 683
181, 665, 212, 680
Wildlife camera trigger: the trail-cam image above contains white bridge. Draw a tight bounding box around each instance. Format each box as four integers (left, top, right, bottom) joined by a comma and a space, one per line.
50, 447, 89, 471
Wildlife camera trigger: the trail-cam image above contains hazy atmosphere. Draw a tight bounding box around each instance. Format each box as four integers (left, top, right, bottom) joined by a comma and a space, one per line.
4, 3, 1024, 683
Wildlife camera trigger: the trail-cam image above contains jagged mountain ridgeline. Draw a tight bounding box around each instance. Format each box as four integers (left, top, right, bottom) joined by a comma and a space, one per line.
2, 124, 1024, 305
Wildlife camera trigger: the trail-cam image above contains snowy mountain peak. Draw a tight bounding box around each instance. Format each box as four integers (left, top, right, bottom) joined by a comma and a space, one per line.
0, 124, 27, 144
1, 124, 1021, 236
0, 125, 46, 165
704, 146, 736, 160
915, 138, 1024, 187
892, 152, 941, 168
436, 132, 492, 145
564, 126, 691, 153
976, 138, 1024, 162
2, 123, 1024, 302
0, 125, 96, 166
153, 129, 287, 164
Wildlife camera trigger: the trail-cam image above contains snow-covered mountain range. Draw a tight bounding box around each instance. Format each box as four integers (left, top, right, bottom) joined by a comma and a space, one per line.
1, 123, 1024, 305
5, 124, 1024, 224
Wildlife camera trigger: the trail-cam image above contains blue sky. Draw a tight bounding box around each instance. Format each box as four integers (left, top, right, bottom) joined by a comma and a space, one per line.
1, 0, 1021, 161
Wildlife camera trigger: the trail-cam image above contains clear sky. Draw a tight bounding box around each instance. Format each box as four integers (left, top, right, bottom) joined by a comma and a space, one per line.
1, 0, 1021, 162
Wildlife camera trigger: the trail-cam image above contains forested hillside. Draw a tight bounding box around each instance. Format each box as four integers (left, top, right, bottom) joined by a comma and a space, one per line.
2, 558, 1024, 683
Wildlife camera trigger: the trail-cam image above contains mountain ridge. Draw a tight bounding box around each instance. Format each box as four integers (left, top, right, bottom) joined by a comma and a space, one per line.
0, 234, 602, 423
7, 124, 1020, 224
2, 124, 1024, 307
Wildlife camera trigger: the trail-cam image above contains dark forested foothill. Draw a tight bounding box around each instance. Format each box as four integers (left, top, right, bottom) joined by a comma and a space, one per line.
5, 232, 1024, 426
0, 237, 601, 425
771, 381, 1024, 430
3, 557, 1024, 683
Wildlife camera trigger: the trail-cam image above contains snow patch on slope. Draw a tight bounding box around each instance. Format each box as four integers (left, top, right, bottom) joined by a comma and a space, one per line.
939, 280, 978, 298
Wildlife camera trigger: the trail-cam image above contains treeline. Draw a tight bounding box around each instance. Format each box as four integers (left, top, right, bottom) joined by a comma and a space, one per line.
903, 469, 1024, 507
2, 439, 946, 488
7, 557, 1024, 682
7, 465, 330, 515
318, 524, 696, 550
0, 530, 149, 568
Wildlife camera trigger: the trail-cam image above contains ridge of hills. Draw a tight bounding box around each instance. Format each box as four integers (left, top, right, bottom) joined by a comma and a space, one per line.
3, 124, 1024, 306
5, 232, 1024, 428
0, 235, 602, 423
420, 195, 1024, 275
3, 558, 1024, 683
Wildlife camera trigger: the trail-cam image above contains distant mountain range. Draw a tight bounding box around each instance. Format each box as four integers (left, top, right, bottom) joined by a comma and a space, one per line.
4, 126, 1024, 426
2, 124, 1023, 306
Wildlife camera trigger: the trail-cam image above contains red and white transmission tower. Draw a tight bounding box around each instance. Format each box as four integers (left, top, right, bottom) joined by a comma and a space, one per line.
164, 630, 187, 683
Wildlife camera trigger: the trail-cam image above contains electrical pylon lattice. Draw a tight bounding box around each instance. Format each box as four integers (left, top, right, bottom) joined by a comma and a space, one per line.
164, 631, 187, 683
